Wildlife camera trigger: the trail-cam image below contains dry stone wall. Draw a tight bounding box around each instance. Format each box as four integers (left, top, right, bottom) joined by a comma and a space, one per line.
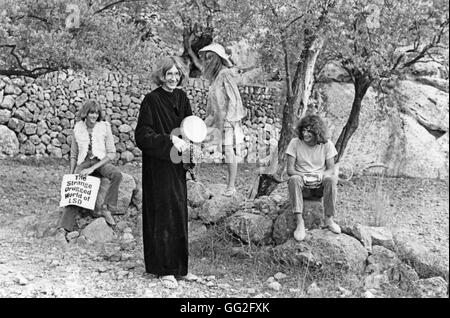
0, 70, 281, 164
1, 66, 448, 179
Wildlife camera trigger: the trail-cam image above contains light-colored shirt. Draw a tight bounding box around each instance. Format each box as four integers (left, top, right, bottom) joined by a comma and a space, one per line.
70, 121, 116, 164
205, 68, 246, 129
286, 137, 337, 174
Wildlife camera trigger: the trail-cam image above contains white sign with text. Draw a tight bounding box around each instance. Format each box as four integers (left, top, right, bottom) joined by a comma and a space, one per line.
59, 174, 100, 210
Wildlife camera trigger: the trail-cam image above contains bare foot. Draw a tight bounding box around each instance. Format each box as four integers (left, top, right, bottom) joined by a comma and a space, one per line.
324, 217, 341, 234
294, 222, 306, 241
223, 187, 236, 197
159, 275, 178, 289
178, 273, 200, 281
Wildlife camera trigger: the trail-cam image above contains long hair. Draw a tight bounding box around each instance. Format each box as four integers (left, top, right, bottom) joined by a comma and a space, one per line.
295, 114, 329, 144
151, 56, 188, 87
77, 100, 105, 122
202, 51, 226, 82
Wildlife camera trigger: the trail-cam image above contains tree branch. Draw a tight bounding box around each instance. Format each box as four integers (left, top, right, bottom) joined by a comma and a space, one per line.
202, 0, 221, 14
94, 0, 146, 15
0, 67, 59, 78
402, 18, 449, 69
0, 44, 60, 78
282, 14, 305, 33
14, 14, 52, 30
281, 37, 292, 98
0, 44, 28, 72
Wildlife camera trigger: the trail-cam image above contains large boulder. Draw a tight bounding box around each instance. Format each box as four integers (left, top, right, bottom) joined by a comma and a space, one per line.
187, 180, 212, 208
415, 76, 449, 93
321, 81, 449, 179
394, 232, 449, 281
0, 125, 19, 156
398, 114, 448, 178
344, 224, 395, 252
188, 221, 208, 243
116, 173, 137, 214
272, 230, 369, 275
81, 218, 115, 243
225, 211, 273, 244
95, 172, 137, 215
272, 199, 324, 245
197, 184, 245, 224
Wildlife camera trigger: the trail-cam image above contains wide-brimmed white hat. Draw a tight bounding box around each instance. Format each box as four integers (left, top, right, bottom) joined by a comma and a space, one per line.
199, 43, 233, 67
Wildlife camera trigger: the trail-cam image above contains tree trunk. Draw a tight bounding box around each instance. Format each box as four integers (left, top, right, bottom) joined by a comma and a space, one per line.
181, 24, 213, 78
294, 37, 325, 119
249, 36, 324, 199
335, 72, 372, 162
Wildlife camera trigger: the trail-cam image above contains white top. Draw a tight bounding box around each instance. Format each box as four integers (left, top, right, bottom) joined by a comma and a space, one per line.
286, 137, 337, 174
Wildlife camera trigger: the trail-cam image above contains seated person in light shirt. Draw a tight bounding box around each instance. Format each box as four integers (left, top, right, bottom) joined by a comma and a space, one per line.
286, 114, 341, 241
57, 100, 121, 233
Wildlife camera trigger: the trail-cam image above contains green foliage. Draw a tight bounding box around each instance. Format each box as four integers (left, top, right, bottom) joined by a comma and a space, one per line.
0, 0, 165, 77
219, 1, 343, 81
325, 0, 449, 83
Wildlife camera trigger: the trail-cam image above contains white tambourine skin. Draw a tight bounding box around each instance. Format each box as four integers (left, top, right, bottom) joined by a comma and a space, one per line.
181, 115, 207, 143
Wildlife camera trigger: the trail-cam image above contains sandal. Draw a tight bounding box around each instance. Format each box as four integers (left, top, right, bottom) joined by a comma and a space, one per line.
177, 273, 200, 282
223, 187, 236, 197
159, 275, 178, 289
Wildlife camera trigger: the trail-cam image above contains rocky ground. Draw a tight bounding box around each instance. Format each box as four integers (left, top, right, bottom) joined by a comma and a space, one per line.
0, 157, 448, 298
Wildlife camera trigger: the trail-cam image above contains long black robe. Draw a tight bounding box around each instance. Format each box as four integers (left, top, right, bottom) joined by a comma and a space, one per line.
135, 87, 192, 276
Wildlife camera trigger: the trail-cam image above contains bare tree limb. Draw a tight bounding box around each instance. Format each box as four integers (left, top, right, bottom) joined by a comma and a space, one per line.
402, 18, 449, 69
0, 44, 29, 72
281, 37, 292, 98
94, 0, 146, 15
0, 66, 59, 78
14, 14, 52, 30
282, 14, 305, 33
0, 44, 60, 78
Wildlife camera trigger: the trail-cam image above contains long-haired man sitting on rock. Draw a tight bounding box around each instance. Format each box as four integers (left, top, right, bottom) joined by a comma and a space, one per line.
286, 114, 341, 241
57, 100, 121, 235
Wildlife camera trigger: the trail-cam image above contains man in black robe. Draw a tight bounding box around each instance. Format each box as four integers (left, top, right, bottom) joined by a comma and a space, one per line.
135, 56, 197, 289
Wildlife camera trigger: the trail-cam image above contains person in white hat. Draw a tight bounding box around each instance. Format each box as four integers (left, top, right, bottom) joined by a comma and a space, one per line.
199, 43, 246, 196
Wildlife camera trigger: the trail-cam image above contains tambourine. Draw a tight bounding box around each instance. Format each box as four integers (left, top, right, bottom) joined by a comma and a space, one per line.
180, 115, 207, 181
180, 115, 207, 143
